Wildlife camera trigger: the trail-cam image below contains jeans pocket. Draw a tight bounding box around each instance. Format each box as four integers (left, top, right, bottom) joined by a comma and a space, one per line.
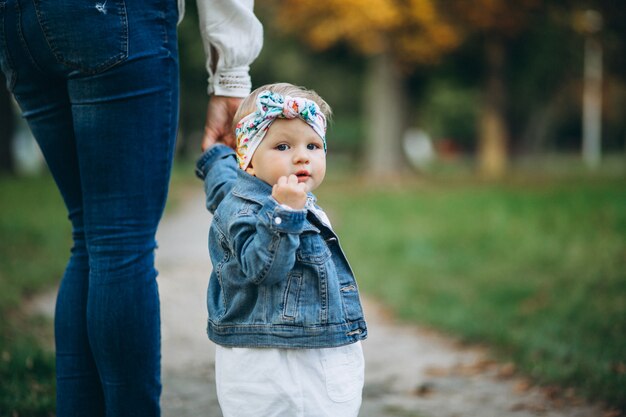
33, 0, 128, 74
0, 1, 16, 91
321, 343, 365, 403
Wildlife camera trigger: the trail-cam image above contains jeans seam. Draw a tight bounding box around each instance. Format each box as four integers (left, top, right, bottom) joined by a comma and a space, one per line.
319, 264, 328, 324
14, 0, 45, 77
159, 0, 177, 57
161, 9, 168, 48
31, 0, 61, 68
215, 232, 231, 309
163, 38, 175, 195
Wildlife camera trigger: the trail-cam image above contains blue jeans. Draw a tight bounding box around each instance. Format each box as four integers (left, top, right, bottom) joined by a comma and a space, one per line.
0, 0, 179, 415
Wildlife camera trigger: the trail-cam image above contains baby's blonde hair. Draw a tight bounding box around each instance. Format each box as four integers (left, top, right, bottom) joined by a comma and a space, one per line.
233, 83, 332, 133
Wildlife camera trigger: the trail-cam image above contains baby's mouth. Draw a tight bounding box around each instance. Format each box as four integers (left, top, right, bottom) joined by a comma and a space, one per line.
295, 170, 311, 182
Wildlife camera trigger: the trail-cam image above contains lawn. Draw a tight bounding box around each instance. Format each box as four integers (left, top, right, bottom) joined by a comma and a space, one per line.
317, 174, 626, 410
1, 163, 624, 413
0, 159, 196, 416
0, 174, 65, 415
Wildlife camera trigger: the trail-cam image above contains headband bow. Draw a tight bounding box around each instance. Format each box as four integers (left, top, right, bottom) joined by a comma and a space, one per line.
235, 90, 327, 170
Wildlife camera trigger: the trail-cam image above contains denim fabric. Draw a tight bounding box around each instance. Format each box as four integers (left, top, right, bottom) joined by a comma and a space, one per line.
0, 0, 179, 415
196, 145, 368, 348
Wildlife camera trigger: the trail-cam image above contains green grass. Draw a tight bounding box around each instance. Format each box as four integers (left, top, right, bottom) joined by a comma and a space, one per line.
0, 160, 196, 416
2, 160, 625, 412
0, 174, 67, 415
317, 174, 626, 410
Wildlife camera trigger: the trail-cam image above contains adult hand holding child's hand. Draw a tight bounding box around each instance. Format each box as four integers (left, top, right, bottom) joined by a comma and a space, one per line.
272, 175, 307, 210
201, 96, 243, 151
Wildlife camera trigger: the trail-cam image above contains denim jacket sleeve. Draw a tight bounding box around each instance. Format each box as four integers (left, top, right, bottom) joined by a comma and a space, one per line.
229, 197, 306, 286
195, 144, 238, 213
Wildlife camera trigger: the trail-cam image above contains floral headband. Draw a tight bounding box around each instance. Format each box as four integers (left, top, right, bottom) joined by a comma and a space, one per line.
235, 90, 327, 170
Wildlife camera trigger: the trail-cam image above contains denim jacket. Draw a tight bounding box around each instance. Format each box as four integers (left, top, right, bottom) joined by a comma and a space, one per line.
196, 144, 367, 348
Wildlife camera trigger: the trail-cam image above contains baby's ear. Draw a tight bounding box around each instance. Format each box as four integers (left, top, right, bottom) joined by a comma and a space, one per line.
245, 165, 256, 176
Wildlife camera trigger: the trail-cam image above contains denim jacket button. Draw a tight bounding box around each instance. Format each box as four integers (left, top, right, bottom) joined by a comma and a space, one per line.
274, 217, 282, 225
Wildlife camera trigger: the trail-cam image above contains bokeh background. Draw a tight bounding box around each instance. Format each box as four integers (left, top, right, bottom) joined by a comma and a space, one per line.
1, 0, 625, 415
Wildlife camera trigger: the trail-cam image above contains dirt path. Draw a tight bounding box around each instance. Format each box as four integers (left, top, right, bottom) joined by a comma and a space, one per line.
155, 190, 608, 417
30, 190, 608, 417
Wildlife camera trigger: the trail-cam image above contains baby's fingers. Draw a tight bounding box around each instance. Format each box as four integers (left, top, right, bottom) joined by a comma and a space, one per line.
287, 174, 299, 185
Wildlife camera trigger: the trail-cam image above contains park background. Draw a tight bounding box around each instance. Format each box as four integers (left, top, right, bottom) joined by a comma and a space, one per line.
0, 0, 624, 415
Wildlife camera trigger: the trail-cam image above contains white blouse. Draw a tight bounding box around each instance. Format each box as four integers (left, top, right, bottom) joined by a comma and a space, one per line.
178, 0, 263, 97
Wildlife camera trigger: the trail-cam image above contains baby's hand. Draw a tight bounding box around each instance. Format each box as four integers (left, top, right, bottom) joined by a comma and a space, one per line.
272, 175, 307, 210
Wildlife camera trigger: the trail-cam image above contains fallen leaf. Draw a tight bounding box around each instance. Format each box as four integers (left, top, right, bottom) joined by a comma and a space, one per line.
424, 366, 449, 377
542, 385, 562, 400
413, 382, 436, 397
603, 409, 623, 417
513, 379, 532, 393
510, 402, 547, 413
497, 362, 516, 378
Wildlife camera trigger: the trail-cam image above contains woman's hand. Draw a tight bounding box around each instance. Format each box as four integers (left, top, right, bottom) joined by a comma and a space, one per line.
272, 175, 307, 210
201, 95, 243, 151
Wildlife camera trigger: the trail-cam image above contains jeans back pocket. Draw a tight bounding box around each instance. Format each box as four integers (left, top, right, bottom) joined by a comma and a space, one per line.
33, 0, 128, 74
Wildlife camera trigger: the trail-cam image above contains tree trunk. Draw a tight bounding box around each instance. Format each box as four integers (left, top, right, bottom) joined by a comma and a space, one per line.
364, 52, 409, 179
0, 78, 16, 175
519, 83, 569, 155
581, 35, 602, 169
478, 38, 508, 178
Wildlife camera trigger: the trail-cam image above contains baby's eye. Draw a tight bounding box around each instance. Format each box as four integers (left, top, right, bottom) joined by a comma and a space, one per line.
307, 143, 321, 150
275, 144, 289, 151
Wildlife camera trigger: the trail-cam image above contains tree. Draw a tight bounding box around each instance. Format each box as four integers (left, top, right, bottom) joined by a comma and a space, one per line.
449, 0, 542, 177
272, 0, 459, 178
271, 0, 546, 178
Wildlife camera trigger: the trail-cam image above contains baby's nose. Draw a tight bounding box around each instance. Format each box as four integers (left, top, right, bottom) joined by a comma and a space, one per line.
293, 148, 310, 163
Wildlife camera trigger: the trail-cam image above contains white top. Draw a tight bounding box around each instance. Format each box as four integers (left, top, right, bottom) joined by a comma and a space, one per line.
178, 0, 263, 97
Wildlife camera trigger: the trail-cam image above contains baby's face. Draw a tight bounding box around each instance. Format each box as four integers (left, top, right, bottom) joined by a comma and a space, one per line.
246, 118, 326, 193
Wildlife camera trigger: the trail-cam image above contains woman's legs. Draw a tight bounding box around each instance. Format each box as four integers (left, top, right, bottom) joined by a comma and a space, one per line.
17, 73, 106, 416
0, 0, 179, 415
70, 44, 179, 414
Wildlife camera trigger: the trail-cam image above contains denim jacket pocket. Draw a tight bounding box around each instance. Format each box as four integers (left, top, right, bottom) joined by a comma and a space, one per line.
33, 0, 128, 73
0, 1, 16, 91
281, 271, 302, 321
296, 232, 331, 265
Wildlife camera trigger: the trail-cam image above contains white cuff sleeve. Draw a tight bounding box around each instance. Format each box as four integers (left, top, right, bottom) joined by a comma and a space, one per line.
208, 66, 252, 97
196, 0, 263, 97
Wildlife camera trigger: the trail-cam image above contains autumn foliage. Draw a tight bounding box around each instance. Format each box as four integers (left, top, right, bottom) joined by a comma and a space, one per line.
450, 0, 542, 36
274, 0, 460, 66
273, 0, 546, 178
274, 0, 542, 67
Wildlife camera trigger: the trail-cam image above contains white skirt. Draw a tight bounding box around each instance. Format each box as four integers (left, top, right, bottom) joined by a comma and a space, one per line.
215, 342, 364, 417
